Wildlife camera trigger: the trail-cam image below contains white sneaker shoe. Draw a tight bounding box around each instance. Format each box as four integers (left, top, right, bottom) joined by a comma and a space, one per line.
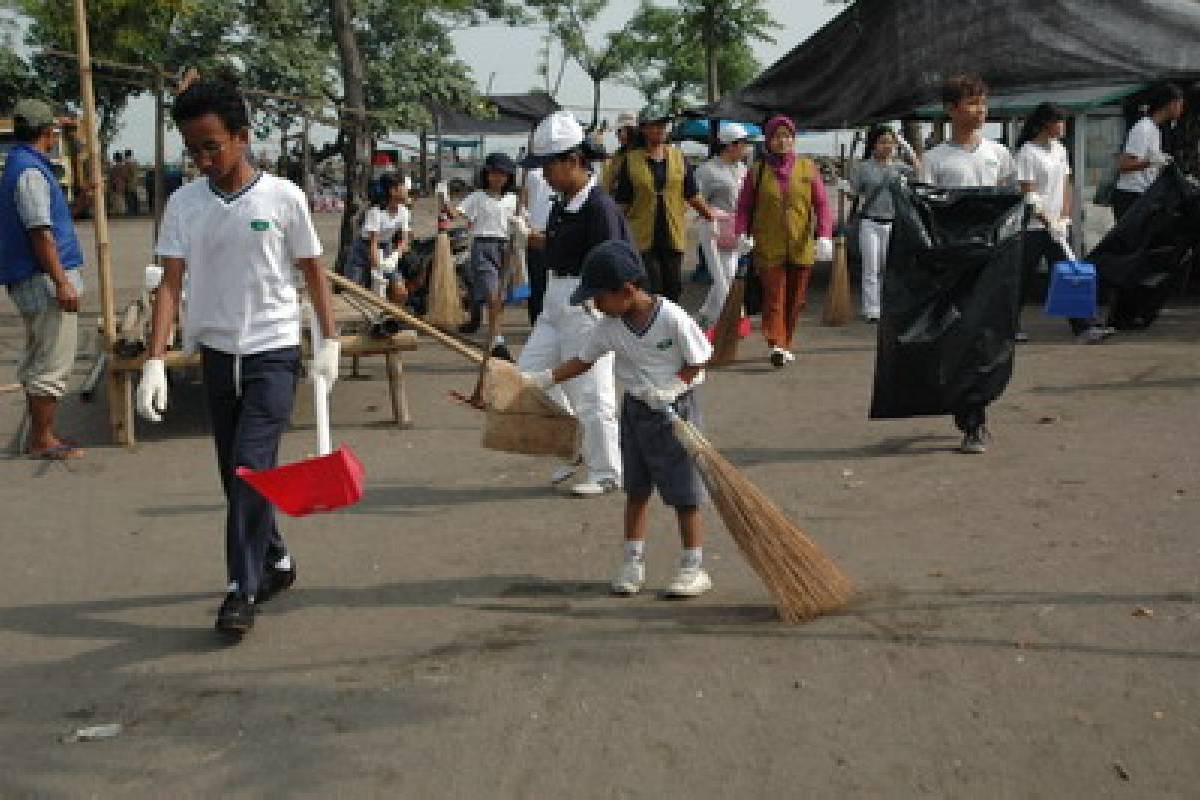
664, 566, 712, 598
570, 477, 620, 497
611, 560, 645, 595
781, 349, 796, 363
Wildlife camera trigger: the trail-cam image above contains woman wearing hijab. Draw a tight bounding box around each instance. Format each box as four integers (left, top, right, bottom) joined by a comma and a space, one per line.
734, 115, 833, 368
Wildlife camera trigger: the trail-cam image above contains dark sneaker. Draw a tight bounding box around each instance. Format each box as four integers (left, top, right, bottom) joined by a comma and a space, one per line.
769, 347, 787, 368
1014, 331, 1029, 343
489, 342, 514, 362
216, 593, 255, 635
959, 426, 989, 455
257, 559, 297, 604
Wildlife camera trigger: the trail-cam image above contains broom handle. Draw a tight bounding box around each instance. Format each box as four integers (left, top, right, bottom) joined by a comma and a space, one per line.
325, 268, 485, 366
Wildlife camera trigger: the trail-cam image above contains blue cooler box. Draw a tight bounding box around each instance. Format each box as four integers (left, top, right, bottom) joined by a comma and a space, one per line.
1044, 260, 1097, 318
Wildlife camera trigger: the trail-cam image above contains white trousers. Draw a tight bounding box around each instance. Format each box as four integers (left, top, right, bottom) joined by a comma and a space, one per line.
859, 217, 892, 318
517, 273, 621, 483
697, 227, 740, 326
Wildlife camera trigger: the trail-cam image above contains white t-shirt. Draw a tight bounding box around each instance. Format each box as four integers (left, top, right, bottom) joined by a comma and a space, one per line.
360, 205, 410, 242
920, 138, 1016, 188
1115, 116, 1164, 194
458, 190, 518, 238
523, 169, 556, 231
1016, 140, 1072, 230
156, 173, 322, 355
578, 297, 713, 395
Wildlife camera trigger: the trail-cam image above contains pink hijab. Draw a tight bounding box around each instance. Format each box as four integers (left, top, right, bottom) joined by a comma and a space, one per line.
763, 115, 797, 178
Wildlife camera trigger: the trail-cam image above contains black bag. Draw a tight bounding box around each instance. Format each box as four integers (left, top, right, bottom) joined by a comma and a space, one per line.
869, 184, 1026, 420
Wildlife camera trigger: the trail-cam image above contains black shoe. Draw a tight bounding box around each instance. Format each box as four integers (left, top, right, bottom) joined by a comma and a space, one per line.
959, 426, 989, 455
216, 593, 255, 635
257, 558, 297, 604
489, 342, 514, 362
769, 348, 787, 369
457, 320, 480, 335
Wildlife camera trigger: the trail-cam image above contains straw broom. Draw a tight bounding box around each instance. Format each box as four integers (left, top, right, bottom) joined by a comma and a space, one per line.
669, 410, 854, 622
708, 268, 746, 367
821, 235, 852, 326
425, 231, 467, 330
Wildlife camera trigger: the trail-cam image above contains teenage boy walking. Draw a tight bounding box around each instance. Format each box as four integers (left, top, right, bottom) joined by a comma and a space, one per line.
920, 74, 1017, 455
136, 80, 339, 637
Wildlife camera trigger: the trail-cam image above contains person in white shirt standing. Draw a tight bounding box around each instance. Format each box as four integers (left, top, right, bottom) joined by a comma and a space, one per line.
135, 80, 339, 637
1112, 82, 1185, 221
1015, 102, 1111, 345
919, 74, 1016, 455
693, 122, 751, 332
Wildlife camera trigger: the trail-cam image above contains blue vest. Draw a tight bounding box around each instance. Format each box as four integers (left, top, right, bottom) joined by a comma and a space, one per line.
0, 144, 84, 286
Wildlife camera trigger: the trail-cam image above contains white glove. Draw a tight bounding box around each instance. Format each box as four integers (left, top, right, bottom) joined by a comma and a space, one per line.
1048, 217, 1071, 240
1024, 191, 1045, 216
736, 234, 755, 257
311, 338, 340, 391
510, 213, 530, 237
815, 237, 834, 262
523, 369, 555, 391
637, 378, 688, 411
136, 358, 168, 423
1147, 151, 1172, 167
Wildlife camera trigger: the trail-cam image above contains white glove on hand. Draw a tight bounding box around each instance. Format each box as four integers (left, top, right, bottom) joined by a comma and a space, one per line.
1048, 217, 1071, 240
1147, 151, 1172, 167
523, 369, 555, 391
136, 358, 168, 423
815, 237, 834, 262
311, 338, 340, 391
637, 378, 689, 411
510, 213, 530, 238
736, 234, 755, 257
1024, 191, 1045, 217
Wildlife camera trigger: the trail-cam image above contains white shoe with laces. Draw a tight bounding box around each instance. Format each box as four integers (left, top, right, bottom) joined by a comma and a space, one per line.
611, 560, 645, 595
570, 477, 620, 497
664, 566, 712, 598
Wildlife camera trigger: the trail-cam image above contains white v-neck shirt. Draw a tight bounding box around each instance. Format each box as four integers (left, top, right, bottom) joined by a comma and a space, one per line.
156, 173, 322, 355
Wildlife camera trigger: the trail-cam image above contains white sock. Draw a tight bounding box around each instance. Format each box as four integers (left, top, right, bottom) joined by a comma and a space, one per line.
680, 547, 703, 570
226, 580, 239, 594
274, 554, 292, 570
492, 334, 505, 346
624, 540, 645, 563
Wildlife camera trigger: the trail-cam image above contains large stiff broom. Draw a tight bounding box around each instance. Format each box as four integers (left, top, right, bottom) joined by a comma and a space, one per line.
425, 231, 467, 330
708, 262, 747, 367
669, 409, 854, 622
821, 235, 853, 326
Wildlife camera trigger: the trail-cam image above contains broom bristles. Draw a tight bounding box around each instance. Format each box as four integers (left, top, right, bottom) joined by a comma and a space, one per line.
709, 277, 746, 367
821, 236, 852, 327
673, 416, 854, 622
426, 232, 467, 330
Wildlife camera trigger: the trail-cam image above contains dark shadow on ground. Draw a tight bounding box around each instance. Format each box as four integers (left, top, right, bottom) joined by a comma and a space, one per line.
720, 435, 957, 466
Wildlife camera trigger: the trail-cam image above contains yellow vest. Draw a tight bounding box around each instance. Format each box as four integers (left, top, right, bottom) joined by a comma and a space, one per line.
750, 158, 817, 269
625, 147, 688, 253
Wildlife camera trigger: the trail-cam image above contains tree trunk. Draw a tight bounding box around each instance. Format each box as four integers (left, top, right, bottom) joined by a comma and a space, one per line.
704, 5, 719, 103
329, 0, 369, 274
591, 77, 602, 130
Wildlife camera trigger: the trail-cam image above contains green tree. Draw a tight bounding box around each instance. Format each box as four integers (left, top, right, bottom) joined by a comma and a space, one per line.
680, 0, 777, 103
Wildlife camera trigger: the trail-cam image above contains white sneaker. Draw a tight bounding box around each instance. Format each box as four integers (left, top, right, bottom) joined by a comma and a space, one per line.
550, 456, 583, 485
664, 566, 712, 598
611, 561, 645, 595
781, 349, 796, 363
570, 477, 620, 497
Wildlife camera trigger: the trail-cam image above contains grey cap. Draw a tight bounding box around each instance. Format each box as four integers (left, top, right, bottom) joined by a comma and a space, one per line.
13, 99, 56, 130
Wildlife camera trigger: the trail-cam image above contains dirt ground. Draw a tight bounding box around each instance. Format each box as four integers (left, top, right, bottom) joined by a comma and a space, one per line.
1, 205, 1198, 799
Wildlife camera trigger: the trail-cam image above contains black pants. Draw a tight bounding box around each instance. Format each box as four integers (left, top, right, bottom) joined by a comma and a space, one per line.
202, 346, 301, 599
1111, 189, 1140, 222
642, 248, 684, 302
526, 246, 547, 325
1022, 229, 1099, 334
953, 405, 986, 435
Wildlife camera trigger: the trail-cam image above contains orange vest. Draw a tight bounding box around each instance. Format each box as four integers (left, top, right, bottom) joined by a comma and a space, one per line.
750, 157, 816, 269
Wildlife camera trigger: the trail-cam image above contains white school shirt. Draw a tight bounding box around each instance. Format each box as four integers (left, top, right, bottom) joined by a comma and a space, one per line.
360, 205, 410, 241
156, 173, 322, 355
523, 168, 556, 231
1115, 117, 1164, 194
920, 139, 1016, 188
1016, 140, 1072, 230
578, 297, 713, 395
458, 190, 518, 238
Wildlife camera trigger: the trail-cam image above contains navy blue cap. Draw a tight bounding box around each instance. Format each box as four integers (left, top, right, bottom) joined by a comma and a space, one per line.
570, 240, 648, 305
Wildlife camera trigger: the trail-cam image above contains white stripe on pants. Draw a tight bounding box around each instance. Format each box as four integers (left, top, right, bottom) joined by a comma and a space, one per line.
517, 273, 621, 484
859, 217, 892, 318
697, 228, 740, 326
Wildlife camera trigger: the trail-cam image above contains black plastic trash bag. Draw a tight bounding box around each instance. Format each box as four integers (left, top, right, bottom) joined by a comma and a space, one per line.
1087, 164, 1200, 330
870, 184, 1025, 420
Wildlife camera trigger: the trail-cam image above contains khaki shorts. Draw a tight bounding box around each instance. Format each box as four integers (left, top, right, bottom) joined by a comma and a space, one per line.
18, 305, 78, 398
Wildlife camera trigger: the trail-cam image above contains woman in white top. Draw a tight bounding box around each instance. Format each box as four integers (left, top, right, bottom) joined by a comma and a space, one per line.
1112, 82, 1185, 221
350, 173, 410, 291
693, 122, 751, 332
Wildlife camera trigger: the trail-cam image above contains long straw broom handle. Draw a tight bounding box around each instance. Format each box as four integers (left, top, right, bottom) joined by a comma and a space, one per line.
325, 269, 485, 366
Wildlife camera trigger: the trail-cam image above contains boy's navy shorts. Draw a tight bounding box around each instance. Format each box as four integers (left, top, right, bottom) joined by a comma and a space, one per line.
620, 389, 707, 508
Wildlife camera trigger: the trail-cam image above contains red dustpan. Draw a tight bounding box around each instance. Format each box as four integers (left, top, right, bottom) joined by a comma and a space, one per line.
237, 310, 365, 516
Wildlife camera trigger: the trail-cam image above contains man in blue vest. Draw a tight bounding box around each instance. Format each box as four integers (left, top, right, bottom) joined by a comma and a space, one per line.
0, 99, 89, 459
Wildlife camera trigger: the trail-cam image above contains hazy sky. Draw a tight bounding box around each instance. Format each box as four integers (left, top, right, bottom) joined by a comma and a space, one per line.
13, 1, 845, 159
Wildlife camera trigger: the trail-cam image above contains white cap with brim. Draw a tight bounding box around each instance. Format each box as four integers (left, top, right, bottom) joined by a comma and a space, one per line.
521, 111, 585, 168
717, 122, 751, 144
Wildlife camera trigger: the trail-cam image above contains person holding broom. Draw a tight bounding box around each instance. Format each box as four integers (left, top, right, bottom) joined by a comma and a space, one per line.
134, 78, 339, 636
517, 111, 625, 498
524, 239, 715, 597
734, 115, 833, 368
694, 122, 752, 334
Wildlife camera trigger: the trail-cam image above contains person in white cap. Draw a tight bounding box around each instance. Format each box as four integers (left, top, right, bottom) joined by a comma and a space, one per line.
694, 122, 752, 332
518, 112, 628, 496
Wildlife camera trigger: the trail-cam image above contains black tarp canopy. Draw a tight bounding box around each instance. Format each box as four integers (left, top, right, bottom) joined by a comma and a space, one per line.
712, 0, 1200, 128
431, 93, 559, 136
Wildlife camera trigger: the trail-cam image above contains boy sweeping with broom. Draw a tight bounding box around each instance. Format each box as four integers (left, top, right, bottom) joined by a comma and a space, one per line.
524, 240, 714, 597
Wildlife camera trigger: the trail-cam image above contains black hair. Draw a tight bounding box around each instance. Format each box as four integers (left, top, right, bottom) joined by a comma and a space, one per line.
172, 79, 250, 132
13, 118, 50, 143
476, 166, 516, 194
863, 124, 897, 160
1147, 82, 1184, 114
1016, 102, 1067, 150
375, 173, 403, 208
941, 73, 989, 107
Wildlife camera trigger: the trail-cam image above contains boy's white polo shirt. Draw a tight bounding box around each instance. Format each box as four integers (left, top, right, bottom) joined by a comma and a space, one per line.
921, 138, 1016, 188
155, 172, 322, 355
579, 297, 713, 395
